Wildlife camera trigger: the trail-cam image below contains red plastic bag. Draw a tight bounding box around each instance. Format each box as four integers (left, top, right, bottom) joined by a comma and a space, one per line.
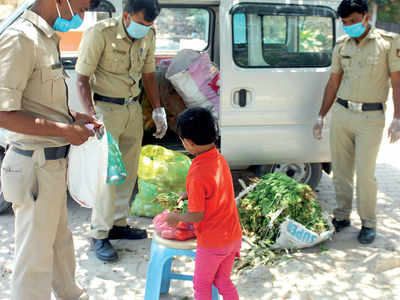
153, 210, 196, 241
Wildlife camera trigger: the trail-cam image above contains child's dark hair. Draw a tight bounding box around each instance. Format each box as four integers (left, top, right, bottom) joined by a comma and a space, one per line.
176, 107, 217, 145
124, 0, 161, 22
337, 0, 368, 18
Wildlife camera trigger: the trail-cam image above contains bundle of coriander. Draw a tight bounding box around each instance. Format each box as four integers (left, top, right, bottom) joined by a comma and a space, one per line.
235, 172, 329, 272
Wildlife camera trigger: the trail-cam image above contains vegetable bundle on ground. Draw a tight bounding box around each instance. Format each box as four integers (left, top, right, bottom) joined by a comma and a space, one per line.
236, 172, 334, 271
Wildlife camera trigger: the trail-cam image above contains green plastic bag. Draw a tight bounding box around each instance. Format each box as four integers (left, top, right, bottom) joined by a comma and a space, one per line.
106, 131, 127, 185
131, 145, 191, 217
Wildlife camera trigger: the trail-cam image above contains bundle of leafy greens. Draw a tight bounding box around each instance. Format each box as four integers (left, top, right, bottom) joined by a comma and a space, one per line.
236, 172, 329, 272
154, 192, 188, 213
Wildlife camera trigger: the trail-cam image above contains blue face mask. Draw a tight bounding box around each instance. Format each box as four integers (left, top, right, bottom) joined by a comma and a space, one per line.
342, 17, 367, 38
53, 0, 83, 32
125, 18, 151, 39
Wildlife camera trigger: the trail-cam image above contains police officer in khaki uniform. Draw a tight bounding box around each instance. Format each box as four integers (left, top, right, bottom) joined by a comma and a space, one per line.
0, 0, 101, 299
76, 0, 167, 262
313, 0, 400, 244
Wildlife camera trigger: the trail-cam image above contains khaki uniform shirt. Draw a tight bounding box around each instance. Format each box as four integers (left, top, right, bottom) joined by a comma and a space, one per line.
75, 17, 156, 98
0, 10, 73, 149
331, 27, 400, 103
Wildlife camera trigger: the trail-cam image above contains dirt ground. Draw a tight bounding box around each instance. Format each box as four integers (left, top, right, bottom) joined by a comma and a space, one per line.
1, 109, 400, 299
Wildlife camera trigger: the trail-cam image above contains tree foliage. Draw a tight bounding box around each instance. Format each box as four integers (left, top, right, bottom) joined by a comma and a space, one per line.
373, 0, 389, 4
369, 0, 400, 22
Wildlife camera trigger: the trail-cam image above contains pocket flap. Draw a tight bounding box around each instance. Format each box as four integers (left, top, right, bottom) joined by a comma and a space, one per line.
41, 66, 64, 82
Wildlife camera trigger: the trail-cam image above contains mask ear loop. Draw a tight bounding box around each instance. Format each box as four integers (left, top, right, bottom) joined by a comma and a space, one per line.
66, 0, 75, 17
361, 15, 367, 25
55, 1, 61, 17
126, 15, 133, 28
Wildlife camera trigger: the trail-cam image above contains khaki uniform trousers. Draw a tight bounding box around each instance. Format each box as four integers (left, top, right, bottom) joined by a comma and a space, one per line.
0, 149, 82, 300
330, 102, 385, 228
90, 100, 143, 239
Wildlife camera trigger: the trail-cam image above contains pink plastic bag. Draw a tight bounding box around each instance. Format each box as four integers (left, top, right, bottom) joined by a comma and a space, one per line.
187, 53, 220, 112
153, 210, 196, 241
166, 50, 220, 118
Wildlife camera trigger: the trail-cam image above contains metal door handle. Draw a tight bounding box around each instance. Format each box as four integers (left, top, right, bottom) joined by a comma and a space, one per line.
239, 89, 247, 107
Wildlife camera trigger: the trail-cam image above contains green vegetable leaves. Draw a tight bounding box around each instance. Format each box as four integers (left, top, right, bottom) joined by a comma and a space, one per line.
236, 173, 329, 273
154, 192, 188, 213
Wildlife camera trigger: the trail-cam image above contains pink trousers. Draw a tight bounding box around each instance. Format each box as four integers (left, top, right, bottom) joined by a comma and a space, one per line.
193, 239, 241, 300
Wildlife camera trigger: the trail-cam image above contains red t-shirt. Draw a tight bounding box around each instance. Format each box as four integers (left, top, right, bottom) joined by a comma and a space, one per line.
187, 147, 242, 248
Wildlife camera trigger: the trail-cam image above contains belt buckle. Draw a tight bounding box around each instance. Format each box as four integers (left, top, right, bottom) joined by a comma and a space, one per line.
348, 101, 363, 112
124, 97, 137, 105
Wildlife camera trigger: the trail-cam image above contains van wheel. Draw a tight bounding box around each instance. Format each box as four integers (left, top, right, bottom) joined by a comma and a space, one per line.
255, 163, 322, 189
0, 148, 12, 214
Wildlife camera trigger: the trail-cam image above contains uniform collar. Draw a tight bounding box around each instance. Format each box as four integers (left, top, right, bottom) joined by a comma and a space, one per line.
365, 26, 379, 40
23, 10, 60, 42
347, 26, 378, 48
116, 17, 128, 40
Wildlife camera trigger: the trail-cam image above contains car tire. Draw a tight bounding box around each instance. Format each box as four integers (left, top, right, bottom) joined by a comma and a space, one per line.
255, 162, 322, 190
0, 148, 12, 214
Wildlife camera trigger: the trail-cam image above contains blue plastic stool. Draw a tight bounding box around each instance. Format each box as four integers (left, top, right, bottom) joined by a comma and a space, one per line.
145, 232, 219, 300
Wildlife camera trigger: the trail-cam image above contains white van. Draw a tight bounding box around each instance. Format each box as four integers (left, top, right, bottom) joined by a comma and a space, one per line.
0, 0, 342, 212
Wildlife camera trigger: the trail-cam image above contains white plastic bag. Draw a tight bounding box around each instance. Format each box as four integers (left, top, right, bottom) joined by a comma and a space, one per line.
166, 49, 220, 118
273, 213, 335, 249
165, 49, 200, 77
67, 128, 108, 208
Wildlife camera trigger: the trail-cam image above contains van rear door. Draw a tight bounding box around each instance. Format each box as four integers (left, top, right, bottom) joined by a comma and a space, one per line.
219, 0, 337, 168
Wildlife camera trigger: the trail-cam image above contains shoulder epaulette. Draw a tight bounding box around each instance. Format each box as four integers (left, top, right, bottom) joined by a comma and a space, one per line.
375, 28, 398, 40
95, 17, 119, 31
336, 34, 349, 44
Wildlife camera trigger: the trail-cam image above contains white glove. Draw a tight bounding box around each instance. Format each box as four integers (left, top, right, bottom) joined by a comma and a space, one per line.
152, 107, 167, 139
388, 118, 400, 144
313, 116, 324, 140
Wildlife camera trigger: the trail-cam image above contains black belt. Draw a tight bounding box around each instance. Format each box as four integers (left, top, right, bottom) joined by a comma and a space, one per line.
12, 145, 70, 160
93, 93, 137, 105
337, 98, 383, 111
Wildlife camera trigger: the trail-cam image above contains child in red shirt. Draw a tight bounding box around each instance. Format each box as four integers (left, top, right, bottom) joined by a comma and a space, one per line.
166, 107, 242, 300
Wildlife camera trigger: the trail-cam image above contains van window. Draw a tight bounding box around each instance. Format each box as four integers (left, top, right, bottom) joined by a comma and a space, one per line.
263, 15, 286, 44
233, 13, 247, 44
232, 4, 336, 68
154, 8, 210, 55
298, 16, 334, 53
232, 13, 248, 66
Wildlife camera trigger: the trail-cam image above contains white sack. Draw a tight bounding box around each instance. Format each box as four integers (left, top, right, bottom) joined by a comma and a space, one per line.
273, 213, 335, 249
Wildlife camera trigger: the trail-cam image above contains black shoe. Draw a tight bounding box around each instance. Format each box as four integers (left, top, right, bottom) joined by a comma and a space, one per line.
357, 227, 376, 244
332, 218, 351, 232
108, 225, 147, 240
92, 238, 118, 262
